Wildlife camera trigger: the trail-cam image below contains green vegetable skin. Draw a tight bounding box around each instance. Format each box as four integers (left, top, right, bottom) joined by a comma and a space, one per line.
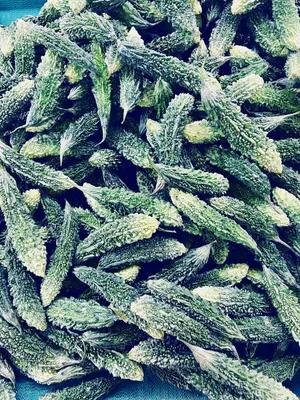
0, 1, 300, 398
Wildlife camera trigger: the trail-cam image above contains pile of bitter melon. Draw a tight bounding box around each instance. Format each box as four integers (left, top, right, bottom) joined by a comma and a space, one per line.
0, 0, 300, 398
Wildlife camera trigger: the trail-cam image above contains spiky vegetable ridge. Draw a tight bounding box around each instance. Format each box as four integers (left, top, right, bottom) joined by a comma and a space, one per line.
41, 202, 78, 307
0, 166, 47, 277
47, 297, 118, 331
5, 239, 47, 331
81, 184, 183, 227
170, 189, 258, 252
184, 343, 298, 400
201, 73, 282, 174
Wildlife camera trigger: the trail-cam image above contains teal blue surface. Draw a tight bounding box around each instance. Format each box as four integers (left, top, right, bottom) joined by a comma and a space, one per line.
1, 2, 300, 399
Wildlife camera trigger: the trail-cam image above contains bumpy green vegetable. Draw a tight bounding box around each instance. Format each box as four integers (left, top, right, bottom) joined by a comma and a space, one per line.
248, 356, 300, 382
184, 343, 298, 400
41, 202, 78, 307
98, 236, 186, 270
81, 184, 183, 227
0, 79, 34, 132
107, 128, 154, 168
24, 20, 100, 75
270, 165, 300, 199
184, 120, 223, 144
170, 189, 258, 252
152, 243, 213, 285
273, 187, 300, 225
119, 68, 141, 123
235, 316, 291, 343
0, 166, 47, 277
22, 189, 41, 213
128, 338, 199, 371
74, 267, 164, 339
276, 139, 300, 164
82, 322, 146, 350
209, 4, 240, 56
193, 286, 273, 317
225, 74, 264, 104
209, 196, 280, 242
47, 297, 118, 331
38, 0, 70, 24
0, 264, 20, 332
0, 379, 15, 400
249, 12, 289, 57
26, 50, 64, 132
155, 93, 194, 166
147, 279, 245, 341
201, 73, 282, 174
14, 20, 35, 76
206, 146, 271, 200
155, 163, 229, 195
60, 112, 99, 165
156, 0, 200, 42
5, 240, 47, 331
188, 263, 249, 289
260, 266, 300, 344
249, 83, 300, 113
272, 0, 300, 51
0, 141, 77, 192
39, 377, 119, 400
91, 43, 111, 142
231, 0, 266, 14
118, 38, 203, 93
41, 196, 64, 240
76, 214, 159, 262
131, 295, 237, 354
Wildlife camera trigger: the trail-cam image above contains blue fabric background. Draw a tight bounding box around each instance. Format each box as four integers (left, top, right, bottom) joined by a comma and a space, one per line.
1, 1, 300, 398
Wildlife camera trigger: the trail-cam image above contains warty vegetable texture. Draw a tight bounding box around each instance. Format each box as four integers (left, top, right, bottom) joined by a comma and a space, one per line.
0, 0, 300, 399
